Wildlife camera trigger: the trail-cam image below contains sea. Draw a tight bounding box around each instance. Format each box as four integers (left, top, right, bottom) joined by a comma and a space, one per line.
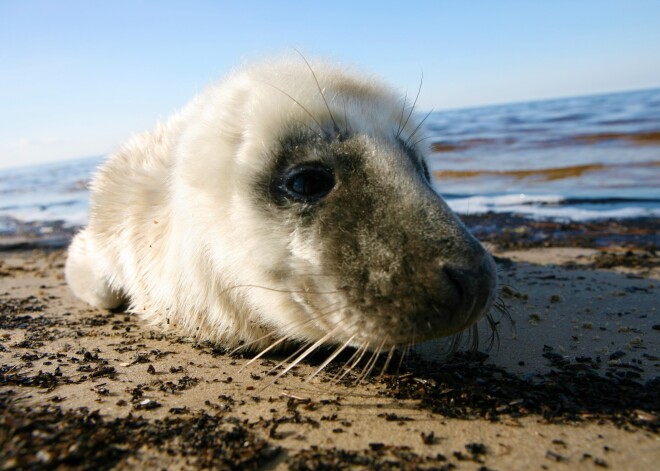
1, 88, 659, 236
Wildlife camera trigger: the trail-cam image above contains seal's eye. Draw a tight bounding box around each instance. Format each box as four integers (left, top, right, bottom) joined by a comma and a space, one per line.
421, 160, 431, 183
283, 165, 335, 202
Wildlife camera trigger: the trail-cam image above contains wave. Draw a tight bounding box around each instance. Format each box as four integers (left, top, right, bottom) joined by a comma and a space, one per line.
434, 161, 660, 182
431, 130, 660, 154
444, 194, 660, 221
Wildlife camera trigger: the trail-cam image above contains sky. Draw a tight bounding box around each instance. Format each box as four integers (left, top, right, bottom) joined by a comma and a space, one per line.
1, 0, 659, 170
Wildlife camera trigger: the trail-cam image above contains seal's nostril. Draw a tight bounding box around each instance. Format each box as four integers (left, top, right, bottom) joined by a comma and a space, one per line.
440, 255, 497, 329
442, 267, 466, 305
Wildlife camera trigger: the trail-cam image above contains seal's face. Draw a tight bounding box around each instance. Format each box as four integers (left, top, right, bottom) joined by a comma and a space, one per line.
65, 57, 498, 359
252, 126, 496, 349
178, 60, 497, 351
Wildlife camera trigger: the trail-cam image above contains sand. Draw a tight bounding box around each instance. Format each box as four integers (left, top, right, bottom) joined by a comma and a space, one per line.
1, 241, 658, 470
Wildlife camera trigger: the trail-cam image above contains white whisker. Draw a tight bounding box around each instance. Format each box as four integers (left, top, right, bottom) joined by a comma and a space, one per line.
231, 311, 323, 355
470, 324, 479, 351
294, 48, 342, 138
335, 341, 370, 383
257, 79, 327, 136
218, 283, 340, 297
396, 342, 411, 375
406, 109, 434, 144
261, 326, 341, 390
397, 71, 423, 138
237, 335, 291, 372
358, 338, 386, 383
305, 333, 356, 382
378, 344, 396, 378
265, 341, 312, 376
356, 350, 377, 384
396, 89, 409, 138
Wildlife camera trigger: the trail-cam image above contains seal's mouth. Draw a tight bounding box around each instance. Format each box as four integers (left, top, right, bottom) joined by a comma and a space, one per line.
328, 248, 500, 347
247, 296, 509, 389
238, 250, 507, 388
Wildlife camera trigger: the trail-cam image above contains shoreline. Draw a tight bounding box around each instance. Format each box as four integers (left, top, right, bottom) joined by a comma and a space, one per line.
1, 217, 659, 469
2, 212, 659, 248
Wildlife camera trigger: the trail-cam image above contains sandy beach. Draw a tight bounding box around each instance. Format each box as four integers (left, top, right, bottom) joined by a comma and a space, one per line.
1, 223, 658, 470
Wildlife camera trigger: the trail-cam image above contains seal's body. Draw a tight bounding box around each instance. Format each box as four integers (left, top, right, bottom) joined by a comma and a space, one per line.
66, 57, 497, 353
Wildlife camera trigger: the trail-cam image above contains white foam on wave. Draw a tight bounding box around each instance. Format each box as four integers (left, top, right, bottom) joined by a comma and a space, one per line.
2, 205, 89, 228
0, 156, 98, 229
448, 193, 564, 209
446, 193, 660, 221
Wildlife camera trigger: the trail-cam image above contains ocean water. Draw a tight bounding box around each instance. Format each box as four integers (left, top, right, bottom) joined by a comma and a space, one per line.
0, 156, 101, 234
1, 88, 659, 233
428, 88, 660, 220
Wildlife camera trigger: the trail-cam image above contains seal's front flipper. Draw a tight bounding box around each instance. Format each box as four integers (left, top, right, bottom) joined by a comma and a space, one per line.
65, 230, 125, 309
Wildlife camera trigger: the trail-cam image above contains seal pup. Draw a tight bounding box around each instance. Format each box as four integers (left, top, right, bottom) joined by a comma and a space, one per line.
66, 56, 499, 373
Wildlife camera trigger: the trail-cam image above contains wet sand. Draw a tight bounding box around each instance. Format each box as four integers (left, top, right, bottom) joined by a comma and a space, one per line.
1, 221, 659, 470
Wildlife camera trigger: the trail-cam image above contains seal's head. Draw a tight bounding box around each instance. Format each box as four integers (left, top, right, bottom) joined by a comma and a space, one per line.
66, 56, 498, 360
173, 58, 497, 352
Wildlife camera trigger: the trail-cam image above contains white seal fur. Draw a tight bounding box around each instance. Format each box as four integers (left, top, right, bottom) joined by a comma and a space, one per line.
66, 56, 497, 356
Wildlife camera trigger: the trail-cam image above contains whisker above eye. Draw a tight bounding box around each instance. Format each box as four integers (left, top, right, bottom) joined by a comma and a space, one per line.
342, 96, 350, 137
396, 89, 409, 139
411, 135, 434, 148
406, 109, 434, 145
290, 117, 327, 141
397, 70, 424, 139
257, 79, 328, 138
294, 48, 342, 139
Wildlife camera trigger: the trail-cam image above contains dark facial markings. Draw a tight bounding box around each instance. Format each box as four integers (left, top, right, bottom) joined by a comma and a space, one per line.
263, 131, 323, 207
396, 136, 431, 184
253, 124, 494, 342
281, 164, 335, 203
421, 159, 431, 182
265, 129, 430, 210
266, 130, 358, 209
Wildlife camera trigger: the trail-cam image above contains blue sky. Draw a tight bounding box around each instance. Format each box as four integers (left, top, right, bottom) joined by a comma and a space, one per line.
1, 0, 659, 169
